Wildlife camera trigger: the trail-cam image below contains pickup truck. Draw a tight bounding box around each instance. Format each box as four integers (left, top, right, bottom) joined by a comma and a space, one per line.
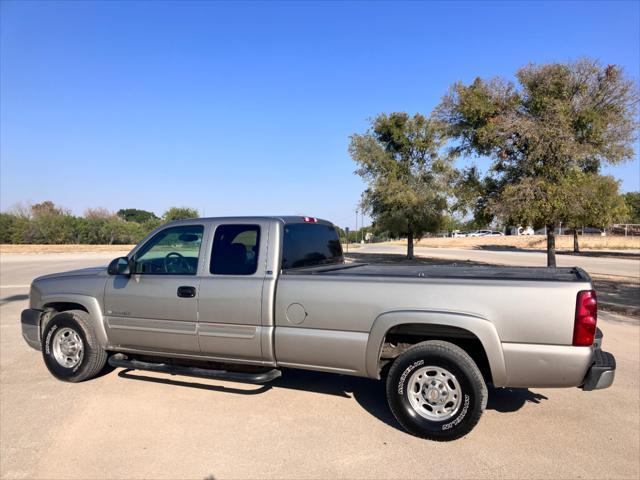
21, 216, 616, 441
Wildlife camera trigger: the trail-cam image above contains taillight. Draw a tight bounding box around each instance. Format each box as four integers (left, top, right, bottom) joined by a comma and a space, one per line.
302, 216, 318, 223
573, 290, 597, 346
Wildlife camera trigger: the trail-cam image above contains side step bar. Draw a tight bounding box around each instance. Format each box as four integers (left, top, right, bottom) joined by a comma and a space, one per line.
108, 354, 282, 384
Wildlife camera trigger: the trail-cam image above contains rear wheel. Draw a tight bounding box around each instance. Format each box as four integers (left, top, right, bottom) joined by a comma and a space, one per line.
386, 340, 487, 441
42, 310, 107, 382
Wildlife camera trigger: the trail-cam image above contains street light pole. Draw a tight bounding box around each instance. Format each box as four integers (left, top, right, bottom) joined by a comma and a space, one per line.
355, 210, 358, 244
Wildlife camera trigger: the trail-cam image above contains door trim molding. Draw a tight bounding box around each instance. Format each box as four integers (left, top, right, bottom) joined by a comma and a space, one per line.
106, 317, 196, 336
198, 323, 257, 339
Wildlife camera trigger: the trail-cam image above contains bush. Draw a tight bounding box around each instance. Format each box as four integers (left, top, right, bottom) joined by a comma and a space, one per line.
0, 202, 175, 245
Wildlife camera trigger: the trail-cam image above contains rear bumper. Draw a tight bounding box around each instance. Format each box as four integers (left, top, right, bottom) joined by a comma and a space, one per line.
21, 309, 42, 350
581, 348, 616, 391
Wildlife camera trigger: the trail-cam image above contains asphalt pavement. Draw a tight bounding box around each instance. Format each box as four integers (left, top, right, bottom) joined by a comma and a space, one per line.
1, 253, 639, 479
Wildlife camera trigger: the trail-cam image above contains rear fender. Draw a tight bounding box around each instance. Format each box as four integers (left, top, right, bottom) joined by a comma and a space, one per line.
366, 310, 507, 386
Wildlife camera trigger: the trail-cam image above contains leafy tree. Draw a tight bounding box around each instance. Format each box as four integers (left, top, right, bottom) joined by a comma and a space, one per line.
29, 214, 77, 244
117, 208, 159, 224
451, 165, 498, 229
0, 213, 17, 243
493, 171, 628, 253
140, 217, 163, 234
349, 112, 454, 258
437, 59, 639, 266
163, 207, 199, 222
565, 173, 628, 252
623, 192, 640, 224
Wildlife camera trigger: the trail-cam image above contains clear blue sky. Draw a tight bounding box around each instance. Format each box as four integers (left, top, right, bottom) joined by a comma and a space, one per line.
1, 0, 638, 229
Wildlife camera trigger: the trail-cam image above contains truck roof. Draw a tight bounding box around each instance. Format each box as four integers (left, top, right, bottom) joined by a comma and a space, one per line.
165, 216, 335, 226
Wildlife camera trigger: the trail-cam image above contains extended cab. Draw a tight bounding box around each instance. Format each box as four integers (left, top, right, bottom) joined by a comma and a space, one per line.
21, 216, 616, 440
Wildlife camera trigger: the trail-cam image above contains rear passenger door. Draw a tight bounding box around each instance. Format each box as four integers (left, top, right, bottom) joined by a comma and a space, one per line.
197, 221, 269, 363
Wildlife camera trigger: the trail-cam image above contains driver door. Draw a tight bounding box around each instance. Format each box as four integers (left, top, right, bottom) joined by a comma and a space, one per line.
104, 224, 205, 355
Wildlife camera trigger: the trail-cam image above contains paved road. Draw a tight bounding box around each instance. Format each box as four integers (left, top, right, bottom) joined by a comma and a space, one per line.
357, 244, 640, 278
1, 254, 639, 479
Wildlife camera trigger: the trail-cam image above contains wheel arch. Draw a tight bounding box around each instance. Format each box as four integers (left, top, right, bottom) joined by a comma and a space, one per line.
41, 294, 108, 348
365, 310, 506, 386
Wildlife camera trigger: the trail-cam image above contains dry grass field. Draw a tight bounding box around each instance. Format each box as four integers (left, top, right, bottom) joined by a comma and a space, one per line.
386, 234, 640, 251
0, 244, 135, 254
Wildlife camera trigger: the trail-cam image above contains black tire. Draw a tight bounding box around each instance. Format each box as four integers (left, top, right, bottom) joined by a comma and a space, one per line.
386, 340, 487, 441
41, 310, 107, 383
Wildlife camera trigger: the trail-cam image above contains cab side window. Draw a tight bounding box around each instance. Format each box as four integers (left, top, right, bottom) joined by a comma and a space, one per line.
133, 225, 204, 275
210, 224, 260, 275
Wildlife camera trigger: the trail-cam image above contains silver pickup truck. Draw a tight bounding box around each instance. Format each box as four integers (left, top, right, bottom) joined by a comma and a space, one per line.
21, 216, 616, 440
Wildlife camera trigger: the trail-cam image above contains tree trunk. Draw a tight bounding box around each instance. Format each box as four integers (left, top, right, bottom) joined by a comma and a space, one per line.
546, 224, 557, 267
573, 228, 580, 254
407, 230, 414, 259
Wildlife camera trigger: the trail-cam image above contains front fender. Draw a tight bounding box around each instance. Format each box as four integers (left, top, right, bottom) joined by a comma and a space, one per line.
40, 294, 108, 348
365, 309, 507, 386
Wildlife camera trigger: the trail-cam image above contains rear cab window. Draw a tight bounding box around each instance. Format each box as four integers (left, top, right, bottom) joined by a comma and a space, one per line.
282, 223, 343, 270
210, 224, 261, 275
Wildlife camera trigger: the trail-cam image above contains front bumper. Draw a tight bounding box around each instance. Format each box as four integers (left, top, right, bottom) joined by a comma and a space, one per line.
21, 309, 42, 350
581, 329, 616, 391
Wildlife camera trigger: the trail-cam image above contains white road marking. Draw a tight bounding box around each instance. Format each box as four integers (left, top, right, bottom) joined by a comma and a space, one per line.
0, 284, 30, 288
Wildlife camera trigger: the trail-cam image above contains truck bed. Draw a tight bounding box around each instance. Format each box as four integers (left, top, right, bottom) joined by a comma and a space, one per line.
284, 263, 591, 282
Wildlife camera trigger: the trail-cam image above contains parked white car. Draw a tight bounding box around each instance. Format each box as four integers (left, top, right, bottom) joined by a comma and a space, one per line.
467, 230, 492, 237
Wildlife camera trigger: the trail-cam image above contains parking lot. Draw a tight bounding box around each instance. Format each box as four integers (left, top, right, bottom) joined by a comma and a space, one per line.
1, 253, 639, 479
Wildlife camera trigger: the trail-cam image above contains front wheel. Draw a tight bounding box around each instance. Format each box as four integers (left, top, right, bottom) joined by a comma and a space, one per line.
41, 310, 107, 382
386, 340, 487, 441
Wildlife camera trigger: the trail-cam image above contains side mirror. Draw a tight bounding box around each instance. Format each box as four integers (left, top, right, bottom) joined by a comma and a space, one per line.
108, 257, 132, 276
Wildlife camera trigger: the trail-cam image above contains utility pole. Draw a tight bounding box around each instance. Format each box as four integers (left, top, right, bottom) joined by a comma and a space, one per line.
355, 210, 358, 244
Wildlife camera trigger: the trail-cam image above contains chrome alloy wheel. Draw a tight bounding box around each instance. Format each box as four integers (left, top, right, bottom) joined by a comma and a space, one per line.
407, 366, 462, 421
52, 327, 84, 368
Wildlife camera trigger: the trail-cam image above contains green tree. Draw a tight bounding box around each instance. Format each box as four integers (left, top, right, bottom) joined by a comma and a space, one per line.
565, 173, 628, 252
163, 207, 199, 222
451, 165, 499, 229
623, 192, 640, 224
349, 112, 454, 258
437, 59, 639, 266
493, 171, 628, 253
0, 213, 16, 243
117, 208, 159, 224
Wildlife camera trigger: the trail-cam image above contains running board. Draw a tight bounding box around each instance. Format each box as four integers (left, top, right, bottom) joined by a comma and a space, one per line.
108, 354, 282, 384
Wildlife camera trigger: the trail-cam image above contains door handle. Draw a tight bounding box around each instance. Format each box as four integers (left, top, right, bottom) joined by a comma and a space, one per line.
177, 286, 196, 298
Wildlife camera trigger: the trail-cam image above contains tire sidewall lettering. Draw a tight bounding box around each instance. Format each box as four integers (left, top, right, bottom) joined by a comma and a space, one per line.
44, 324, 57, 355
442, 394, 470, 431
397, 359, 424, 395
